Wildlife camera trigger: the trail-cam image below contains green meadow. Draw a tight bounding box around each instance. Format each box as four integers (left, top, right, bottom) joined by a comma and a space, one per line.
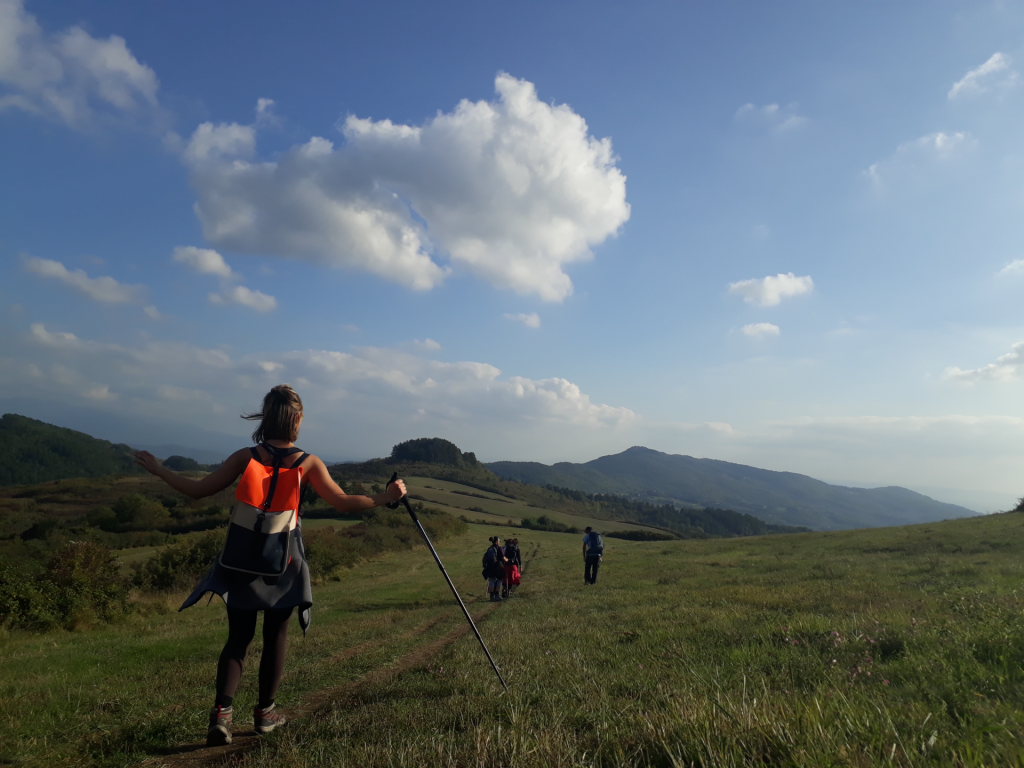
2, 503, 1024, 767
404, 476, 660, 533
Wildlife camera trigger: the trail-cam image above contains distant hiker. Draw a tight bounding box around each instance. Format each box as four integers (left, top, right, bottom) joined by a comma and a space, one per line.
482, 536, 507, 601
502, 537, 522, 598
582, 526, 604, 585
133, 384, 406, 747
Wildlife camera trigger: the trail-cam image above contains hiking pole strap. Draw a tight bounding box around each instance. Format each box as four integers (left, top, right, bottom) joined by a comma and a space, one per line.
386, 472, 508, 691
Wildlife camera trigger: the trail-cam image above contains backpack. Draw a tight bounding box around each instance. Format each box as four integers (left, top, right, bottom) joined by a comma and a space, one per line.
481, 546, 496, 578
219, 444, 309, 577
587, 532, 604, 556
482, 545, 505, 579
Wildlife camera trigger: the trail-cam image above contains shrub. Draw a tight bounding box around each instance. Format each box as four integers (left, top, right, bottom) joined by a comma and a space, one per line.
302, 526, 362, 578
113, 493, 172, 531
19, 520, 63, 541
87, 506, 117, 531
521, 515, 580, 534
303, 506, 467, 581
0, 541, 128, 631
132, 531, 222, 591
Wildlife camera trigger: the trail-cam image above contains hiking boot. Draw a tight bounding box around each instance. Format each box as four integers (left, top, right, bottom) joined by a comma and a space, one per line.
206, 705, 233, 746
254, 703, 287, 735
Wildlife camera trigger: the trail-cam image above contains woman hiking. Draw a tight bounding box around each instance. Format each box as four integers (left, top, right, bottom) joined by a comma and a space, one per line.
502, 537, 522, 598
482, 536, 507, 601
133, 385, 406, 746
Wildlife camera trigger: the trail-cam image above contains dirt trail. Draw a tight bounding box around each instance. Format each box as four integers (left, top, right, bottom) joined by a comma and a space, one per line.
144, 545, 539, 767
144, 604, 500, 767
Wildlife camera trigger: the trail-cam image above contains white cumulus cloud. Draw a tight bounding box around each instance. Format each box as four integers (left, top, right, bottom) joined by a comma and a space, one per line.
83, 384, 115, 400
184, 122, 256, 163
208, 285, 277, 312
504, 312, 541, 329
24, 255, 145, 303
728, 272, 813, 307
183, 74, 630, 301
735, 102, 806, 131
948, 53, 1016, 99
741, 322, 780, 339
0, 0, 159, 128
173, 246, 237, 279
943, 342, 1024, 383
8, 323, 635, 433
997, 258, 1024, 276
865, 132, 973, 185
290, 347, 635, 428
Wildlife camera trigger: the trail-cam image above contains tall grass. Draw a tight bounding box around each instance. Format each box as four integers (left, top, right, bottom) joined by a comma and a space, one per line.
2, 512, 1024, 766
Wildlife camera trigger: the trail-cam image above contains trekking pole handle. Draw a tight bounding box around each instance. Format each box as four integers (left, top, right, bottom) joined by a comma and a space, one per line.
386, 472, 419, 522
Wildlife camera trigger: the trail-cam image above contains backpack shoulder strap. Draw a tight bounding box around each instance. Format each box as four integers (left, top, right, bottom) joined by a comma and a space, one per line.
260, 443, 286, 511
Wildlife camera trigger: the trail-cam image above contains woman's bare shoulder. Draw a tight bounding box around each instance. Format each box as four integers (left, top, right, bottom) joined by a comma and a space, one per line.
303, 453, 327, 469
226, 447, 255, 467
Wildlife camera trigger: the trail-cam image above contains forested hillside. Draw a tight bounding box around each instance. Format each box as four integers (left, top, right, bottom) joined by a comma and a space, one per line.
0, 414, 144, 486
546, 486, 808, 537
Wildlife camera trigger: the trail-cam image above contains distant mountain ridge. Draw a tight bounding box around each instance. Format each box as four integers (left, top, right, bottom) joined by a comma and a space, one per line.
487, 446, 975, 530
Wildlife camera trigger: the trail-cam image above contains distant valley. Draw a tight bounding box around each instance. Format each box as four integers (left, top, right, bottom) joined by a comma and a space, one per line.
0, 413, 979, 531
487, 445, 977, 530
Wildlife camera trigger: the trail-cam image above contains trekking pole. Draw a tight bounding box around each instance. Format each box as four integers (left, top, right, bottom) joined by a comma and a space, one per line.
386, 473, 508, 691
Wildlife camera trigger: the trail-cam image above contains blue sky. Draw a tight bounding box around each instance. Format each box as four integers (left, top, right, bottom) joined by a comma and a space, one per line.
3, 0, 1024, 511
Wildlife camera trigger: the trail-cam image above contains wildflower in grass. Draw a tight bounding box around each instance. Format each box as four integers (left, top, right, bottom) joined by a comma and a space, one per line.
883, 679, 890, 685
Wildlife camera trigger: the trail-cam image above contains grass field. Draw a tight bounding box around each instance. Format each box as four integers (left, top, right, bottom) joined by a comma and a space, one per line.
404, 476, 663, 534
2, 511, 1024, 767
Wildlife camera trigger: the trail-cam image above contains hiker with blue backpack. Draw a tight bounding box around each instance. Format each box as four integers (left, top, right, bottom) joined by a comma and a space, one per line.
133, 384, 406, 746
583, 526, 604, 585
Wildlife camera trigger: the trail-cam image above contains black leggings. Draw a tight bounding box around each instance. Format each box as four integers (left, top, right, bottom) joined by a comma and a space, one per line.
215, 606, 294, 709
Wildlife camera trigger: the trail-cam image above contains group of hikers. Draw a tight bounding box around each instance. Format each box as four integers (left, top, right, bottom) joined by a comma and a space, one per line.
481, 535, 523, 600
132, 383, 606, 747
481, 525, 604, 597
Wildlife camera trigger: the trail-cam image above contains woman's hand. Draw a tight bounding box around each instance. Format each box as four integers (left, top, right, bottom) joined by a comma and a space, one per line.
385, 478, 407, 503
133, 450, 166, 477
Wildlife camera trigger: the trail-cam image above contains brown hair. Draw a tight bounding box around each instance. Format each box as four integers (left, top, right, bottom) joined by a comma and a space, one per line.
242, 385, 304, 444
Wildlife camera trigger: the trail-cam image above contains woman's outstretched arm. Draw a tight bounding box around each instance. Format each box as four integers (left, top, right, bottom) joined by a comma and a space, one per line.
134, 448, 251, 499
304, 456, 405, 512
